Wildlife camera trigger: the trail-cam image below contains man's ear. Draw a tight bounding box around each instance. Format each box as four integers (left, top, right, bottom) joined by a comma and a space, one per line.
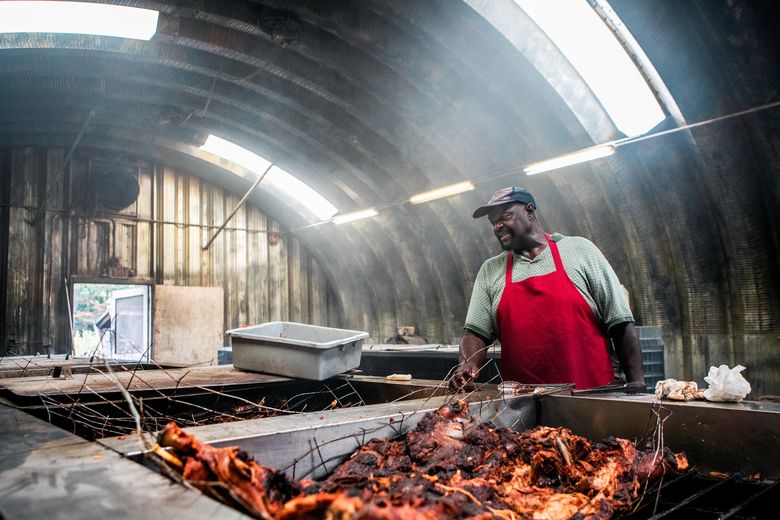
525, 203, 536, 219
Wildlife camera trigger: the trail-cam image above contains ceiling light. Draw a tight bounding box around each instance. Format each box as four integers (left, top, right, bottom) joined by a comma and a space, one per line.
332, 209, 378, 225
409, 181, 475, 204
265, 166, 338, 221
0, 1, 159, 40
513, 0, 664, 136
524, 144, 615, 175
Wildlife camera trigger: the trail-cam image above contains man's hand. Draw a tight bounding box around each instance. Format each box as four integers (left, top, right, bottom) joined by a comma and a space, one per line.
623, 380, 647, 394
450, 363, 478, 393
610, 322, 646, 391
452, 332, 488, 393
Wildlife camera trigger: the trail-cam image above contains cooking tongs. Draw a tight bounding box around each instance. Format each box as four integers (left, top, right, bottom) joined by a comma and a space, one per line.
572, 382, 645, 395
498, 382, 575, 396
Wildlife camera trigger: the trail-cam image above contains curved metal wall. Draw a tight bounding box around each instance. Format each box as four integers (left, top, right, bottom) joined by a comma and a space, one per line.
0, 0, 776, 395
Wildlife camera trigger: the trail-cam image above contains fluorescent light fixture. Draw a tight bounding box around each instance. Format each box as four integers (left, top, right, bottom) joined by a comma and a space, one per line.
332, 208, 378, 225
409, 181, 475, 204
0, 1, 159, 40
201, 134, 338, 221
524, 144, 615, 175
200, 135, 272, 174
265, 166, 338, 221
514, 0, 664, 136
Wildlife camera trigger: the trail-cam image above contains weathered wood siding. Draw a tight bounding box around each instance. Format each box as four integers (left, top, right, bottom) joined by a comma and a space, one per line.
0, 147, 334, 356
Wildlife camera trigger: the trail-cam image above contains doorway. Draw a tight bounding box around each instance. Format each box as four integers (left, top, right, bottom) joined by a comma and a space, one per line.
72, 283, 151, 362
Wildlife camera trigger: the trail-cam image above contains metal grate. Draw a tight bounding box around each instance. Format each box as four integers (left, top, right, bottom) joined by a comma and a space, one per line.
624, 472, 777, 519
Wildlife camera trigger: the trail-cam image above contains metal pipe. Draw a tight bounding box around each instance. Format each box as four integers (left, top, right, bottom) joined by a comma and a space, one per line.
59, 110, 95, 178
0, 203, 278, 235
202, 164, 273, 250
63, 275, 75, 357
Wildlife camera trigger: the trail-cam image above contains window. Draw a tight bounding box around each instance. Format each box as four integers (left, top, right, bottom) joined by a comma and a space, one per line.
73, 283, 151, 362
514, 0, 664, 136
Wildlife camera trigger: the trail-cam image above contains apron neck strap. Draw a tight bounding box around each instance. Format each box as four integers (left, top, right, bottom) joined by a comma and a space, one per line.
547, 236, 565, 272
505, 251, 513, 285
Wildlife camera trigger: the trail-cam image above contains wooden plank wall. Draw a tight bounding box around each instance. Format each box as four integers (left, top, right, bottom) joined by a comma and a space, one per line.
0, 147, 334, 356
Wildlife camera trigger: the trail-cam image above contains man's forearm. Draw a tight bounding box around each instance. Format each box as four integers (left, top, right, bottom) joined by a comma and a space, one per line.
460, 332, 488, 369
610, 322, 645, 383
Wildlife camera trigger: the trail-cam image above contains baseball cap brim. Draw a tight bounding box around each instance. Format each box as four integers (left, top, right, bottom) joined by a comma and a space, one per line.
472, 187, 536, 218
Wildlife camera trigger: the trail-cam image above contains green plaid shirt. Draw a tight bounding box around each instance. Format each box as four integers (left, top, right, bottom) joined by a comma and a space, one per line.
464, 233, 633, 342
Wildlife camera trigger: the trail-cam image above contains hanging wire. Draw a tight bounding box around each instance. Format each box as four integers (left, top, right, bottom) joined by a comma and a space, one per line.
290, 99, 780, 233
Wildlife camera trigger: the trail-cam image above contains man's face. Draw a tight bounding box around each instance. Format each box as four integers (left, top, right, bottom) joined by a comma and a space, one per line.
487, 203, 532, 251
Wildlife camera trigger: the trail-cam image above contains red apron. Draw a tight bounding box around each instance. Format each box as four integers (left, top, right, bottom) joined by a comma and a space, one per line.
495, 235, 614, 389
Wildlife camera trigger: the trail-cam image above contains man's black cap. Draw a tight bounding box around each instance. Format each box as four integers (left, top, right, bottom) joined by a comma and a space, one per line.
472, 187, 536, 218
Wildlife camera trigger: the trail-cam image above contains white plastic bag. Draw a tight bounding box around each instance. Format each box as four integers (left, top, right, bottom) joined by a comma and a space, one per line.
703, 364, 751, 402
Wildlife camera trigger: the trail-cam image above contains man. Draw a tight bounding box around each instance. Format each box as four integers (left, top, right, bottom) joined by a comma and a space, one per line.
450, 187, 645, 392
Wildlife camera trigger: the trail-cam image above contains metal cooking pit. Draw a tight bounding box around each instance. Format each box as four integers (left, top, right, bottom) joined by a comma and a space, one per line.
105, 383, 567, 480
542, 394, 778, 518
0, 354, 169, 379
109, 387, 778, 519
0, 369, 452, 440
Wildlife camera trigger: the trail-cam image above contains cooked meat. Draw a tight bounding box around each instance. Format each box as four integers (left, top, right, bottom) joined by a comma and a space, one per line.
276, 492, 363, 520
153, 400, 688, 519
655, 379, 705, 401
157, 422, 301, 519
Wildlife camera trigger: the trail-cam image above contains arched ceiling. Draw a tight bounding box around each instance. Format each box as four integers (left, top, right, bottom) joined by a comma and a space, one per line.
0, 0, 778, 364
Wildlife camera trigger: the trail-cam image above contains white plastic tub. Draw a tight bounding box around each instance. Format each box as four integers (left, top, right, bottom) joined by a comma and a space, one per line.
226, 322, 368, 380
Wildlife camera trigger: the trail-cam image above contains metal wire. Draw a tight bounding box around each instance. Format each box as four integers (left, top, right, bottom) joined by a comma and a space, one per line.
15, 311, 398, 440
